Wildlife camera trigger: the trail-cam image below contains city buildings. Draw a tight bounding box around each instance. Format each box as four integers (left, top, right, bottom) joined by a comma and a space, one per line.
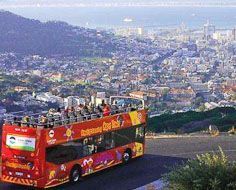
0, 22, 235, 114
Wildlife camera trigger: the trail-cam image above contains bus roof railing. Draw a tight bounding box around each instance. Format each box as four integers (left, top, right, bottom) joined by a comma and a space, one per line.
3, 104, 146, 129
109, 96, 145, 107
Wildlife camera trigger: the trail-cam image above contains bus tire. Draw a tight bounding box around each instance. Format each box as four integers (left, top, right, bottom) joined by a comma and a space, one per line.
69, 165, 81, 183
123, 149, 132, 164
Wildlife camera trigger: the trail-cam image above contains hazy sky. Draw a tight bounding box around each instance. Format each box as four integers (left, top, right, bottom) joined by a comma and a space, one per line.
1, 0, 236, 7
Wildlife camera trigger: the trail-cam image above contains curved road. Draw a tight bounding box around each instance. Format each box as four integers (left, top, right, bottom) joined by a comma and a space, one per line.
1, 135, 236, 190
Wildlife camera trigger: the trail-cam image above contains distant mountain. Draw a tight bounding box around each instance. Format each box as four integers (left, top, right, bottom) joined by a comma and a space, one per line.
0, 11, 116, 57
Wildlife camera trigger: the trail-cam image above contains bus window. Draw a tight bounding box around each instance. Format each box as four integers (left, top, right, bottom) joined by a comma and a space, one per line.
135, 126, 145, 143
104, 132, 115, 150
83, 137, 96, 156
74, 140, 84, 158
114, 128, 136, 147
94, 135, 105, 152
46, 140, 83, 164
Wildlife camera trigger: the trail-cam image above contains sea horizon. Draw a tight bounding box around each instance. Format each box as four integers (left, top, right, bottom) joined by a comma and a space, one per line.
3, 6, 236, 30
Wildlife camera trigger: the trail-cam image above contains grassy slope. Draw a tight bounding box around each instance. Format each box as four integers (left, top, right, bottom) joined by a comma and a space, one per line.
148, 107, 236, 133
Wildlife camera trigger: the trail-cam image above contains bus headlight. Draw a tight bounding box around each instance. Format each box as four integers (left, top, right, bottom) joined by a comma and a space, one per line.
27, 162, 34, 169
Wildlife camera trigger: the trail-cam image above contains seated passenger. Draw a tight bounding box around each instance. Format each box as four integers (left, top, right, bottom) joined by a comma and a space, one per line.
53, 112, 62, 126
12, 117, 17, 125
90, 107, 99, 119
126, 104, 132, 112
69, 111, 77, 123
103, 104, 111, 117
39, 115, 48, 128
130, 104, 137, 111
138, 104, 143, 110
64, 107, 69, 117
37, 115, 42, 128
94, 107, 102, 118
118, 104, 123, 113
49, 108, 56, 115
76, 111, 83, 122
22, 115, 30, 127
78, 104, 84, 112
13, 117, 21, 126
70, 106, 75, 112
97, 105, 103, 113
47, 113, 55, 128
111, 104, 119, 115
61, 113, 68, 125
101, 99, 106, 108
81, 105, 91, 120
29, 116, 36, 128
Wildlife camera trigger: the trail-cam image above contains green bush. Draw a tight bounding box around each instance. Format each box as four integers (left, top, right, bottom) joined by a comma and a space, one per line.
163, 148, 236, 190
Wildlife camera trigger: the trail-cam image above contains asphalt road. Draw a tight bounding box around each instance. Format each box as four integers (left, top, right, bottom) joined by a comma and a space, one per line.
1, 135, 236, 190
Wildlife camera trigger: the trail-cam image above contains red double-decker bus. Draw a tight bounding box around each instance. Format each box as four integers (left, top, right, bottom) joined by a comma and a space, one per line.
1, 97, 147, 188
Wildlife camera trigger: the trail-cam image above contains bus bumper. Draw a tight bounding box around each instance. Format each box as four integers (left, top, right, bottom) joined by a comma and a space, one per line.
1, 175, 45, 188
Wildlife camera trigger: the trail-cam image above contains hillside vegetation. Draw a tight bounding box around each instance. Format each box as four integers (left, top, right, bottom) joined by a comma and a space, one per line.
0, 11, 116, 57
148, 107, 236, 133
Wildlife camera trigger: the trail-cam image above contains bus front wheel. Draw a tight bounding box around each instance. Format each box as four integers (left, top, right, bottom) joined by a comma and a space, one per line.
123, 149, 132, 164
69, 165, 81, 183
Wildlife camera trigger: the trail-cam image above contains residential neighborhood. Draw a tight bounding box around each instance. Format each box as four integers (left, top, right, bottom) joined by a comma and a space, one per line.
0, 21, 235, 115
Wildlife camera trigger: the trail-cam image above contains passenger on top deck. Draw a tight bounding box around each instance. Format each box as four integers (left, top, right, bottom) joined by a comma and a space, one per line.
39, 115, 48, 128
76, 110, 83, 122
78, 104, 84, 112
126, 104, 132, 112
81, 105, 91, 120
46, 109, 56, 127
103, 104, 111, 117
13, 117, 21, 126
68, 107, 77, 123
111, 100, 119, 114
30, 116, 36, 128
70, 106, 75, 113
54, 112, 62, 126
94, 107, 102, 118
57, 107, 61, 113
64, 106, 69, 116
97, 104, 103, 114
22, 115, 30, 127
10, 98, 145, 129
101, 99, 106, 107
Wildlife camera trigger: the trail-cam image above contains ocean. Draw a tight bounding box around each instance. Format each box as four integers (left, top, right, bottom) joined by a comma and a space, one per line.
5, 6, 236, 29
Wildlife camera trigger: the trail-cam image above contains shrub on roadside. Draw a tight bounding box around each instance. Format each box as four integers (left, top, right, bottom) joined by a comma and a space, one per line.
163, 148, 236, 190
